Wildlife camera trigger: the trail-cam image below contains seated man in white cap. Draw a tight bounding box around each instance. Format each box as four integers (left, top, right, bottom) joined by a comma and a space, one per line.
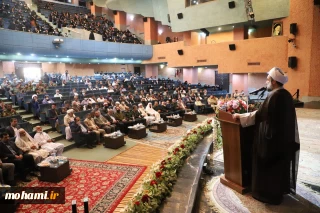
64, 109, 75, 140
15, 129, 49, 164
233, 67, 300, 205
33, 126, 64, 156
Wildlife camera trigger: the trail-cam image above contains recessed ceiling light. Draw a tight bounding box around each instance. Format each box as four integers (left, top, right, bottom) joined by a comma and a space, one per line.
17, 53, 21, 55
49, 62, 51, 64
12, 60, 15, 62
31, 54, 35, 56
37, 61, 39, 63
60, 62, 62, 63
218, 27, 221, 31
67, 56, 69, 58
44, 55, 46, 56
114, 58, 117, 60
25, 61, 28, 62
233, 26, 234, 28
89, 63, 91, 64
205, 67, 207, 68
3, 53, 5, 55
98, 63, 99, 64
56, 55, 58, 57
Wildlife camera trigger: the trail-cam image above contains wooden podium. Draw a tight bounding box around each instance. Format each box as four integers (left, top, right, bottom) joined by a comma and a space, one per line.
218, 110, 254, 194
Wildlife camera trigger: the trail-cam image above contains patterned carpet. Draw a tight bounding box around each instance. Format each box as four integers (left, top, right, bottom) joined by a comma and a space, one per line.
206, 177, 320, 213
18, 160, 146, 213
125, 120, 203, 149
209, 108, 320, 212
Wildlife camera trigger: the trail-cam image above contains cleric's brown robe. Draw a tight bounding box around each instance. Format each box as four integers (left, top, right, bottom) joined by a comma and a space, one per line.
250, 88, 300, 204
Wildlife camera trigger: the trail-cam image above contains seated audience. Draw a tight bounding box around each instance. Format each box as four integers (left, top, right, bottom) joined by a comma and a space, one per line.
84, 113, 105, 145
15, 129, 49, 164
70, 117, 96, 149
64, 109, 75, 140
34, 126, 64, 156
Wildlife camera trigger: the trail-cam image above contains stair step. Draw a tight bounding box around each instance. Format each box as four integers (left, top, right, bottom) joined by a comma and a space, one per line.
21, 114, 35, 121
16, 109, 29, 115
59, 139, 76, 152
48, 132, 64, 141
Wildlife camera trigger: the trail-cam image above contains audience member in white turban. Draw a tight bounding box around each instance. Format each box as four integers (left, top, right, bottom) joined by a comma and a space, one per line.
64, 109, 75, 140
138, 103, 155, 125
34, 126, 64, 156
145, 102, 161, 121
15, 129, 49, 164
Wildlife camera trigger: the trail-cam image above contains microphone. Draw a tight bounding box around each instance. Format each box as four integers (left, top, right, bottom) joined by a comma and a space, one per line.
249, 87, 266, 95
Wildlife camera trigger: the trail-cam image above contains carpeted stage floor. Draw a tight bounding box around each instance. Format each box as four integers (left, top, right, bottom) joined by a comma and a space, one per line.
208, 108, 320, 213
18, 110, 320, 213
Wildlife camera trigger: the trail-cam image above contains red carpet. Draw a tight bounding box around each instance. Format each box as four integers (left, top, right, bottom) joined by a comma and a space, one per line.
17, 159, 146, 213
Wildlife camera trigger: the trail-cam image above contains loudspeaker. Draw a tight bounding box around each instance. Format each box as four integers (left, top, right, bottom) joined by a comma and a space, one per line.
177, 13, 183, 19
228, 1, 235, 8
90, 1, 93, 6
229, 44, 236, 51
177, 50, 183, 55
290, 23, 297, 35
143, 17, 148, 22
113, 11, 117, 15
200, 28, 210, 36
315, 0, 320, 5
288, 56, 297, 68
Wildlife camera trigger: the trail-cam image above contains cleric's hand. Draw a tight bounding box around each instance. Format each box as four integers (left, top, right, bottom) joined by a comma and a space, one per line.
232, 113, 241, 120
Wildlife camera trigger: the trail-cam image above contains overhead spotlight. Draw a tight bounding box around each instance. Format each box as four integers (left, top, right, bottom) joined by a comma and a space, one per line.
67, 56, 69, 58
49, 62, 51, 64
25, 61, 28, 62
130, 15, 134, 21
37, 61, 39, 63
17, 53, 21, 55
114, 58, 117, 60
12, 60, 15, 62
218, 27, 221, 31
98, 63, 100, 64
31, 54, 35, 56
89, 63, 91, 64
232, 26, 234, 28
56, 55, 58, 57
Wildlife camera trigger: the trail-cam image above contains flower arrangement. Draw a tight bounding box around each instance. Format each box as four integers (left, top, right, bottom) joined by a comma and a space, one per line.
122, 118, 213, 213
226, 99, 248, 114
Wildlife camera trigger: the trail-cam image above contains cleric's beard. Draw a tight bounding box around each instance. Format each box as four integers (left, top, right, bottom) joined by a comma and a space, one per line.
266, 82, 273, 91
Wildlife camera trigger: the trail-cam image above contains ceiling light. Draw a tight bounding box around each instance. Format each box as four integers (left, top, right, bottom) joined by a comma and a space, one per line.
130, 15, 134, 21
49, 62, 51, 64
56, 55, 58, 57
12, 60, 15, 62
44, 55, 46, 56
114, 58, 117, 60
17, 53, 21, 55
67, 56, 69, 58
25, 61, 28, 62
218, 27, 221, 31
31, 54, 35, 56
89, 63, 91, 64
233, 26, 234, 28
37, 61, 40, 63
98, 63, 100, 64
60, 62, 62, 63
158, 29, 163, 35
205, 67, 207, 68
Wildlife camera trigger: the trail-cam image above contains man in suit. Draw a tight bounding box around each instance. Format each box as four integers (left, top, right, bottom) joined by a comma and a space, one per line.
6, 118, 19, 139
49, 103, 61, 131
70, 117, 96, 149
94, 111, 116, 133
0, 132, 34, 182
0, 159, 15, 186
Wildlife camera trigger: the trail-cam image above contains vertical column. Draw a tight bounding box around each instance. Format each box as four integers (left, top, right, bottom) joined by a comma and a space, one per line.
144, 17, 158, 45
145, 65, 159, 78
71, 0, 78, 6
183, 68, 198, 84
114, 11, 127, 31
233, 26, 248, 40
183, 31, 191, 46
91, 5, 102, 16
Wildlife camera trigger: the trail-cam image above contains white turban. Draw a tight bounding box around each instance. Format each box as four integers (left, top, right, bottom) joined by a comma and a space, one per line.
32, 94, 37, 99
267, 67, 288, 84
67, 109, 74, 114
